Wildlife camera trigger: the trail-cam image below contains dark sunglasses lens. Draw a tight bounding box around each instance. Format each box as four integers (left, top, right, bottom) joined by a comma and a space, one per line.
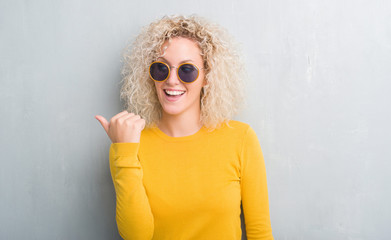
150, 62, 169, 81
178, 64, 198, 83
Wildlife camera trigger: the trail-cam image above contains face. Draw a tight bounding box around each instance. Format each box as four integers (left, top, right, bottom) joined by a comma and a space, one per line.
153, 37, 206, 118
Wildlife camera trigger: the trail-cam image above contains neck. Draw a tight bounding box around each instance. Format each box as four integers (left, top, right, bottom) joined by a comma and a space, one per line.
157, 109, 202, 138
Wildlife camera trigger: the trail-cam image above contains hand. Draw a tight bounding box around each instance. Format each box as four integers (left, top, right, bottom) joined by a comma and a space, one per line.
95, 110, 146, 143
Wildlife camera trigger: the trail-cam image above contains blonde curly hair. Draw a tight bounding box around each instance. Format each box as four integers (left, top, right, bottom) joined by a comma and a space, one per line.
120, 14, 246, 130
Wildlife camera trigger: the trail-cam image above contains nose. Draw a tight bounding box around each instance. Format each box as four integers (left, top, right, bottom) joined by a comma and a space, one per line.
165, 67, 181, 85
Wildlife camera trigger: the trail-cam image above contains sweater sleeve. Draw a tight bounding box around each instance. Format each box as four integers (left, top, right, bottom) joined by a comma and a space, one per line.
240, 126, 274, 240
109, 143, 154, 240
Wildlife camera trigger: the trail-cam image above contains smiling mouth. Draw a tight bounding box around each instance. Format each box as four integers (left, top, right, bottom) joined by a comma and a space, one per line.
164, 89, 186, 96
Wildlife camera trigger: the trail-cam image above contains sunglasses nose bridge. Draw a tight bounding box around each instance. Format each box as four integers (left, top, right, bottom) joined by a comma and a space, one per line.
165, 66, 181, 84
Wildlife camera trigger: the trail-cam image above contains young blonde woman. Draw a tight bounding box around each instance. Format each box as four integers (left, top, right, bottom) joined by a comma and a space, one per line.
95, 15, 274, 240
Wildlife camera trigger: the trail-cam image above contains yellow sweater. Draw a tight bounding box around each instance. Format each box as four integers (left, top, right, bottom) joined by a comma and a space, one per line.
109, 120, 274, 240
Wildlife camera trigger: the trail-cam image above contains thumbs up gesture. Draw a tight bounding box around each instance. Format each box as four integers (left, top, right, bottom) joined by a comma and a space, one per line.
95, 110, 146, 143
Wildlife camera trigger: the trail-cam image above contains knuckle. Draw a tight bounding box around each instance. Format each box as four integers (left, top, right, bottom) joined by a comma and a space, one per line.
136, 119, 145, 127
125, 119, 133, 125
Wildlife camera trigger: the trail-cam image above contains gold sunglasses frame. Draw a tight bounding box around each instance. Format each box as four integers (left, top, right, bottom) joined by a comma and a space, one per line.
149, 61, 204, 84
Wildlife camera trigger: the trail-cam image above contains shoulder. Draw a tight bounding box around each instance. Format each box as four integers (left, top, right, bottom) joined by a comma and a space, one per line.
214, 120, 253, 138
225, 120, 250, 130
223, 120, 261, 144
139, 124, 159, 143
223, 120, 251, 132
217, 120, 262, 155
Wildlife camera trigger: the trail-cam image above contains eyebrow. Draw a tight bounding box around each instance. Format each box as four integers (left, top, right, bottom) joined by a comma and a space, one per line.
157, 57, 194, 65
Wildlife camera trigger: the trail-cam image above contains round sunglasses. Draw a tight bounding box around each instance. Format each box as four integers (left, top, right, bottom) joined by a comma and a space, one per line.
149, 61, 204, 84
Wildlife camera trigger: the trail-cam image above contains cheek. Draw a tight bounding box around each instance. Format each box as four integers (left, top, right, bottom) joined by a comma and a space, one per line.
189, 82, 204, 98
154, 84, 164, 102
154, 82, 162, 94
198, 71, 206, 87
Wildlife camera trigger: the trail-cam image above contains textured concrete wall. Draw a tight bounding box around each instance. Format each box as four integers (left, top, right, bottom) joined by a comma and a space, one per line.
1, 0, 390, 239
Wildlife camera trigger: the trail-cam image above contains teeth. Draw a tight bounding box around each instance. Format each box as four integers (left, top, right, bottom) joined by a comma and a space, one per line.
165, 90, 185, 96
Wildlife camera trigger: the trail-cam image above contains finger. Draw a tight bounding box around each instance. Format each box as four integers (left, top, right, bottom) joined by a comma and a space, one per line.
111, 110, 129, 122
123, 113, 141, 123
117, 112, 136, 122
95, 115, 109, 134
136, 118, 146, 129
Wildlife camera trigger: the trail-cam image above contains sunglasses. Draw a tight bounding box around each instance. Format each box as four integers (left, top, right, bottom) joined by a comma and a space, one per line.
149, 61, 204, 84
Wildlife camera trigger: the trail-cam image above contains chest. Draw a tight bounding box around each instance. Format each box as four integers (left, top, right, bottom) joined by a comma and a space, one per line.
139, 142, 242, 217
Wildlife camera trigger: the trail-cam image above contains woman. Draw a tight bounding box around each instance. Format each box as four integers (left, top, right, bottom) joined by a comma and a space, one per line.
95, 15, 274, 240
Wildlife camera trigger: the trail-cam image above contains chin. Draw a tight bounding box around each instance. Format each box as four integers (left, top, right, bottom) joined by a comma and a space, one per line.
161, 106, 185, 116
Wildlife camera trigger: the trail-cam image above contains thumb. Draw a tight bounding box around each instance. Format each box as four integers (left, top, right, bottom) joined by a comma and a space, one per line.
95, 115, 109, 134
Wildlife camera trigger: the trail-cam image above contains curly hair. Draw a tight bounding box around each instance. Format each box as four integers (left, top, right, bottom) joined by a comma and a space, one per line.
120, 14, 247, 130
